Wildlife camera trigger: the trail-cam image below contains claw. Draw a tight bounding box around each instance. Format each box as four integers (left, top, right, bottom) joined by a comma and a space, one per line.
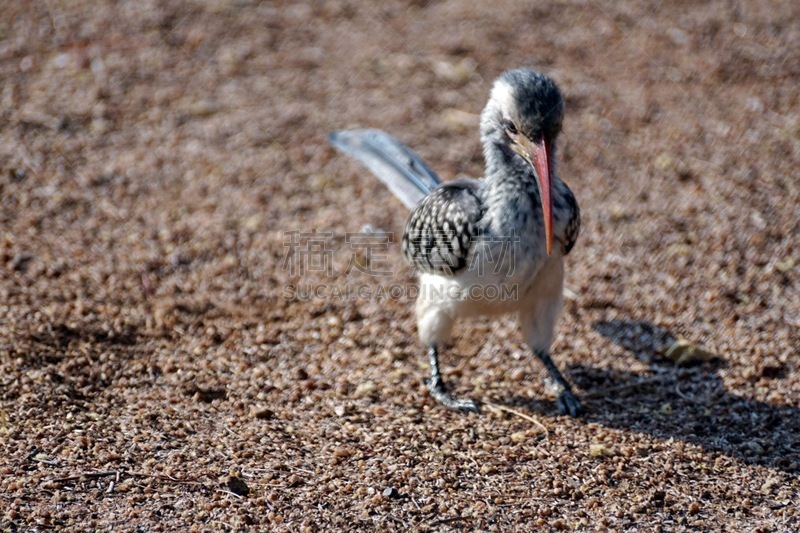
427, 377, 479, 413
556, 390, 582, 417
536, 349, 582, 417
426, 345, 479, 413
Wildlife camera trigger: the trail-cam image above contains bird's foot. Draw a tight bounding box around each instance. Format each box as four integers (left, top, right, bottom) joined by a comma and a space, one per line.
427, 377, 479, 413
544, 376, 582, 417
538, 350, 582, 417
556, 389, 582, 417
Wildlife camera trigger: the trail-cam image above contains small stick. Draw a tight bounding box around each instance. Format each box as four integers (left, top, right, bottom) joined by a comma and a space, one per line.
674, 381, 699, 403
128, 472, 205, 486
48, 470, 205, 487
484, 402, 549, 437
217, 489, 244, 500
49, 470, 119, 483
429, 516, 471, 527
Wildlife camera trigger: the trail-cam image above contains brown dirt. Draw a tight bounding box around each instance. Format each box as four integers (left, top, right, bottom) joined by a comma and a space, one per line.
1, 0, 799, 531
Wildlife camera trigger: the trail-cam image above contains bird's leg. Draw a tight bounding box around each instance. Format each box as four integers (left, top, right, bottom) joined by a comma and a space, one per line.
426, 346, 479, 413
534, 349, 582, 417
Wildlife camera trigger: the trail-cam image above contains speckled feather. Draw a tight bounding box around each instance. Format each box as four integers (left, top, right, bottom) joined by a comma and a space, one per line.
559, 190, 580, 255
401, 179, 482, 275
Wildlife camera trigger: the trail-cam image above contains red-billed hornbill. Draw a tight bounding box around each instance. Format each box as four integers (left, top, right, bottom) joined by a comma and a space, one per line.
330, 68, 581, 416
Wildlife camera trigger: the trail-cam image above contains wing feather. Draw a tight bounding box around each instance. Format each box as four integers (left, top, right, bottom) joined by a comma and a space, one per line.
402, 179, 482, 275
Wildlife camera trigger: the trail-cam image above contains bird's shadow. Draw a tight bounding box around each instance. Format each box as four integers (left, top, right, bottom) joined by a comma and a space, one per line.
563, 319, 799, 473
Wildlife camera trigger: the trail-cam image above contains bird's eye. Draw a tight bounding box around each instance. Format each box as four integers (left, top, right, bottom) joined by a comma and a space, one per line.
503, 120, 518, 135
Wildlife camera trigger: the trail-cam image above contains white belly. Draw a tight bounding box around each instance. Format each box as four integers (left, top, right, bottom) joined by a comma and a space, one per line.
414, 253, 565, 346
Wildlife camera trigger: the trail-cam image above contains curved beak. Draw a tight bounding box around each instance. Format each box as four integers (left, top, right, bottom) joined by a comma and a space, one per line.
517, 136, 553, 255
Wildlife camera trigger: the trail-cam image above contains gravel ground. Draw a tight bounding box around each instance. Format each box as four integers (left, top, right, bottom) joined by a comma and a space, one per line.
1, 0, 798, 531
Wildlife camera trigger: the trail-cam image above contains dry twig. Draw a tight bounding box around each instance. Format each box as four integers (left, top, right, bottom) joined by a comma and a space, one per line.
484, 402, 549, 437
48, 470, 206, 487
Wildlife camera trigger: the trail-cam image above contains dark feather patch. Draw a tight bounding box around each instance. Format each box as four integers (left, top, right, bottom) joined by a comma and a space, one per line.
560, 185, 580, 255
402, 180, 482, 276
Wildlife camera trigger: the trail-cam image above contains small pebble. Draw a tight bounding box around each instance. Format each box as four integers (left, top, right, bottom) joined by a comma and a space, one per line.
382, 487, 401, 499
253, 407, 275, 420
224, 476, 250, 497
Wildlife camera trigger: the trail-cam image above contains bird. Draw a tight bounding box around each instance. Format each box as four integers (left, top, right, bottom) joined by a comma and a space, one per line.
329, 68, 581, 416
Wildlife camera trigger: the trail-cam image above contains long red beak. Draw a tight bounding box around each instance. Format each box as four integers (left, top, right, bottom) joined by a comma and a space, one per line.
530, 137, 553, 255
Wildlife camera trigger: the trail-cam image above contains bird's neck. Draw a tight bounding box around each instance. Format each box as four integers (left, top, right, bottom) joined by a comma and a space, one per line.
481, 140, 544, 235
483, 140, 540, 201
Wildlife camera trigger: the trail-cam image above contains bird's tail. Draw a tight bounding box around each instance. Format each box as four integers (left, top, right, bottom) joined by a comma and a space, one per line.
328, 129, 441, 210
